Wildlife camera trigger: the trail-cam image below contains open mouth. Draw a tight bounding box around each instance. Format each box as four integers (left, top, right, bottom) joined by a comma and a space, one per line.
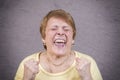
54, 39, 66, 48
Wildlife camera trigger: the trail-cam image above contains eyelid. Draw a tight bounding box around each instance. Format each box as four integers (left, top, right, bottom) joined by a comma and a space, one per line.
50, 27, 57, 30
64, 29, 69, 31
64, 27, 70, 31
50, 25, 71, 31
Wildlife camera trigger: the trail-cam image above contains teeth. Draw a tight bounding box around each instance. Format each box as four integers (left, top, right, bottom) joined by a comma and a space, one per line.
55, 39, 65, 43
54, 39, 66, 44
54, 39, 66, 47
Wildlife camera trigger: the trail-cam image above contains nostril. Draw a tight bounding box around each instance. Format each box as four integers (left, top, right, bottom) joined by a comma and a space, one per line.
57, 33, 64, 36
57, 33, 60, 35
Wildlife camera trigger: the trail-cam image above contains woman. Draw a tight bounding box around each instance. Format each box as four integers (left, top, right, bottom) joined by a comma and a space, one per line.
15, 9, 103, 80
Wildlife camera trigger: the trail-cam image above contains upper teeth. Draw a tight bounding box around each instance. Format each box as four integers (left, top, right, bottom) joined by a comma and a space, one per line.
55, 39, 65, 43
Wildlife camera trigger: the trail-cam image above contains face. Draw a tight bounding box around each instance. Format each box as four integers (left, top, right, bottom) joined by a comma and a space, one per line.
43, 17, 74, 56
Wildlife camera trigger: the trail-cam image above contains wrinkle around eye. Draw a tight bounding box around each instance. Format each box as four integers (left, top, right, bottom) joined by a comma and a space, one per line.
64, 28, 70, 31
63, 26, 72, 31
49, 25, 58, 31
64, 28, 73, 33
50, 28, 57, 31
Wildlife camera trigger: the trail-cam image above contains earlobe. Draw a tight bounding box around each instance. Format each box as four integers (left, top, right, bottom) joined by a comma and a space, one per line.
72, 40, 75, 45
42, 39, 46, 46
42, 39, 45, 43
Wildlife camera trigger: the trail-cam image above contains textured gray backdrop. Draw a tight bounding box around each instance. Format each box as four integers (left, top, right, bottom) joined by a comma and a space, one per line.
0, 0, 120, 80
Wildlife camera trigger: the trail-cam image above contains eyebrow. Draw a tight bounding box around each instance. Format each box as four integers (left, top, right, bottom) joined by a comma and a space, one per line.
50, 24, 70, 29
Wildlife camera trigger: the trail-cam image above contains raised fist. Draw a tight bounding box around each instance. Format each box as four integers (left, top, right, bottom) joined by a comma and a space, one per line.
75, 57, 92, 80
23, 59, 39, 80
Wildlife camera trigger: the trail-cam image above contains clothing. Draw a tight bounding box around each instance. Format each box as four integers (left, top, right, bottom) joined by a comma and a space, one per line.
15, 51, 103, 80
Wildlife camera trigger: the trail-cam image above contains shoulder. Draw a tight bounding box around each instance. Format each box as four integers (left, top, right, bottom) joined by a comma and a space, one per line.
74, 51, 96, 63
21, 52, 40, 64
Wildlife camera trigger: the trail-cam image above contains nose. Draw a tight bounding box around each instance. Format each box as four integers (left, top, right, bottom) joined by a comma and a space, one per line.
57, 28, 65, 36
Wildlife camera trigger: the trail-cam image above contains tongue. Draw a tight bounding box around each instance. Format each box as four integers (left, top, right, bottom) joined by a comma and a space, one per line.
54, 42, 65, 48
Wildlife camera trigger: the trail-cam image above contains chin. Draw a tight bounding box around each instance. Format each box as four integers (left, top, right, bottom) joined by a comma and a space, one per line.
51, 44, 69, 56
53, 48, 67, 56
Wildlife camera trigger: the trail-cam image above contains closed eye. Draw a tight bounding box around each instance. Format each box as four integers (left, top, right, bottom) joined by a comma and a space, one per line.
64, 28, 70, 32
63, 26, 71, 32
65, 29, 69, 32
51, 28, 57, 31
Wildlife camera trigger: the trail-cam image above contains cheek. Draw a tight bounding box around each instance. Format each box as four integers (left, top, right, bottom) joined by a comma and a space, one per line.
45, 31, 55, 41
67, 32, 74, 43
67, 32, 73, 38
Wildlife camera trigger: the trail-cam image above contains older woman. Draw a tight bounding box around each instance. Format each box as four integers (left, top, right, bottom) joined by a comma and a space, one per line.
15, 9, 103, 80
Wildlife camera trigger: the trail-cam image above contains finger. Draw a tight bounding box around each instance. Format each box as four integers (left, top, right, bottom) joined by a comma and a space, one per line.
36, 61, 40, 65
76, 57, 90, 63
75, 57, 91, 69
76, 57, 84, 63
33, 65, 39, 73
28, 59, 39, 65
76, 57, 80, 61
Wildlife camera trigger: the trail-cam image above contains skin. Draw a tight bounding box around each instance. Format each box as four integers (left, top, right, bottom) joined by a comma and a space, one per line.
76, 57, 92, 80
23, 17, 92, 80
23, 59, 39, 80
44, 17, 74, 56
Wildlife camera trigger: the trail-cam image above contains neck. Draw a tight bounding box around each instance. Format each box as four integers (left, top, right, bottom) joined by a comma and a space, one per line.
46, 51, 72, 66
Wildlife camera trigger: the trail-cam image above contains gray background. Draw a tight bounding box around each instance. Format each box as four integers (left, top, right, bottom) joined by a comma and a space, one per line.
0, 0, 120, 80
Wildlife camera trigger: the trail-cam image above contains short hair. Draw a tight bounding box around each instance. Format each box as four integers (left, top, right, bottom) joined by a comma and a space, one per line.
40, 9, 76, 49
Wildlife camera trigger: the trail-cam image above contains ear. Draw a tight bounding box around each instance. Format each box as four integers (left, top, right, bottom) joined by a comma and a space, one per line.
42, 39, 45, 43
72, 40, 75, 45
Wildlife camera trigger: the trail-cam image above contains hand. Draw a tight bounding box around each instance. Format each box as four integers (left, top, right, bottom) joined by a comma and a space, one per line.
75, 57, 92, 80
23, 59, 39, 80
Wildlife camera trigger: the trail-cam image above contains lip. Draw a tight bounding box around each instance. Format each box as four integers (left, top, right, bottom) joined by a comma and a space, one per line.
54, 39, 66, 43
53, 38, 67, 48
